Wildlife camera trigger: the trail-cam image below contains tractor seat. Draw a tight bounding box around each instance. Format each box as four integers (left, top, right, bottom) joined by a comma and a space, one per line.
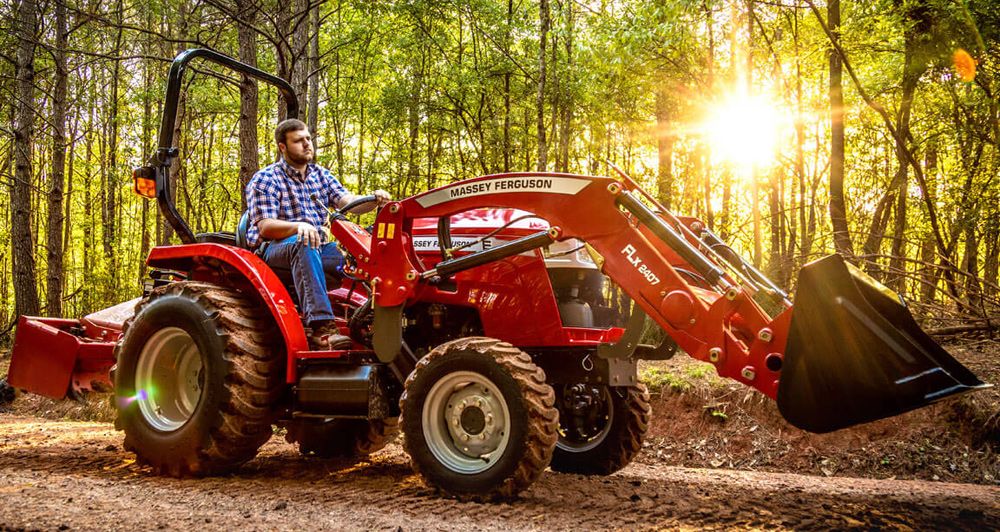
193, 212, 245, 246
194, 212, 250, 249
235, 211, 251, 249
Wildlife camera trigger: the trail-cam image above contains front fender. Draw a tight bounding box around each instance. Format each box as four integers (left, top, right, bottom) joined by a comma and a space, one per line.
146, 244, 308, 379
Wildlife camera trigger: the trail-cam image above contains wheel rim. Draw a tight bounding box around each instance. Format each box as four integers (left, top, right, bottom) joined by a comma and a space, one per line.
134, 327, 204, 432
555, 385, 614, 453
422, 371, 511, 474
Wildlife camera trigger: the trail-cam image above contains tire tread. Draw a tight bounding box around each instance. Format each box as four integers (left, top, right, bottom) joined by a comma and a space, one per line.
114, 281, 283, 476
400, 337, 559, 501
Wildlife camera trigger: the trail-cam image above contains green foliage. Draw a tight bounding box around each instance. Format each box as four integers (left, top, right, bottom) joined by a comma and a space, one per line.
640, 362, 723, 394
0, 0, 998, 329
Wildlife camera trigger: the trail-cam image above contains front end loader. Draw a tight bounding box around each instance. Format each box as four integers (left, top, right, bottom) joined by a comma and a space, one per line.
2, 49, 988, 501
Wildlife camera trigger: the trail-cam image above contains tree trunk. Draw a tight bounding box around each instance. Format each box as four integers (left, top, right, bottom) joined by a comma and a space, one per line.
83, 105, 95, 310
792, 8, 812, 263
237, 2, 259, 208
307, 3, 320, 137
12, 0, 40, 317
720, 171, 732, 240
768, 167, 785, 283
103, 22, 123, 292
703, 1, 715, 229
742, 0, 762, 266
885, 2, 926, 291
406, 59, 424, 186
919, 233, 937, 303
64, 118, 76, 313
502, 0, 513, 172
964, 224, 981, 309
888, 187, 907, 291
276, 0, 293, 123
984, 194, 999, 301
536, 0, 549, 171
556, 0, 574, 173
46, 0, 68, 318
827, 0, 853, 256
655, 88, 674, 209
291, 0, 309, 110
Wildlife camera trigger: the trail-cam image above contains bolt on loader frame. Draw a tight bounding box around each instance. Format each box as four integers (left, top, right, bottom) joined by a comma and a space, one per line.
3, 49, 989, 500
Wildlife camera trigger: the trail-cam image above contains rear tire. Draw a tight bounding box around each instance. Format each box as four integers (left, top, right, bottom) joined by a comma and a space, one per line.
400, 337, 558, 500
0, 379, 15, 407
550, 383, 650, 475
113, 282, 283, 476
286, 417, 399, 458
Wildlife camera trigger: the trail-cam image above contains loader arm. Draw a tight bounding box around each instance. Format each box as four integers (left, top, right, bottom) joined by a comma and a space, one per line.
362, 172, 988, 433
366, 173, 785, 399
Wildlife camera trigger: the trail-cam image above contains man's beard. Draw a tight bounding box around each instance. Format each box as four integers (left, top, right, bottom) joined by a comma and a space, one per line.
285, 150, 312, 166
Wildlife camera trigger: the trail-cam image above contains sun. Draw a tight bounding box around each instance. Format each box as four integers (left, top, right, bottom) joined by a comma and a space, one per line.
702, 91, 785, 170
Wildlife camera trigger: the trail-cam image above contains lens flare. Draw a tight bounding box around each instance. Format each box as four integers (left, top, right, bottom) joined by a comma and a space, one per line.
116, 388, 150, 408
953, 48, 976, 82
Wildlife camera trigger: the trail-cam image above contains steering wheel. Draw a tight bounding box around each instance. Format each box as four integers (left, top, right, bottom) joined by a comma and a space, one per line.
336, 194, 379, 216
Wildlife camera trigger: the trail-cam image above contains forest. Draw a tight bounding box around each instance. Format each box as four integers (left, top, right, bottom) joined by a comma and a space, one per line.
0, 0, 997, 336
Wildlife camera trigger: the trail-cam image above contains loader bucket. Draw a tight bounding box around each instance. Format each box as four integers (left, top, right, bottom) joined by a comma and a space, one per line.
777, 254, 988, 433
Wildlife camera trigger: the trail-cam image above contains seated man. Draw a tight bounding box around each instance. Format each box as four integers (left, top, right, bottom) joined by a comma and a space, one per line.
246, 118, 390, 349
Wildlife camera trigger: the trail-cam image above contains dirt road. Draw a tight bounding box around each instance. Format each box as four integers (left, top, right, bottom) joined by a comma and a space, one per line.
0, 415, 996, 531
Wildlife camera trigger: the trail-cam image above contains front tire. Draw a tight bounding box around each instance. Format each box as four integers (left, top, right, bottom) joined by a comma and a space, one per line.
550, 383, 651, 475
113, 282, 283, 476
400, 337, 558, 500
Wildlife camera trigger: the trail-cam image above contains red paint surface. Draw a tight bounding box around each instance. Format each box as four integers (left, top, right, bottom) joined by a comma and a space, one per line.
7, 317, 116, 399
146, 244, 309, 381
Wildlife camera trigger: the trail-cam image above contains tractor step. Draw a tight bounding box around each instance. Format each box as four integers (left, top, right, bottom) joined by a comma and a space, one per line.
294, 362, 393, 419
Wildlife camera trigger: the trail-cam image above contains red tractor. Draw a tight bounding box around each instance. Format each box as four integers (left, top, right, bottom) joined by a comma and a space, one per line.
3, 50, 988, 500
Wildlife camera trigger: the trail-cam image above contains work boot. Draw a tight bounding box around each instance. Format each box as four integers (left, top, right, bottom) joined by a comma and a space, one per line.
309, 322, 352, 350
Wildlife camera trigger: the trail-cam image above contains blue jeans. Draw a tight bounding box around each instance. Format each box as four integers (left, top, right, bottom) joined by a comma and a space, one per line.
261, 235, 344, 325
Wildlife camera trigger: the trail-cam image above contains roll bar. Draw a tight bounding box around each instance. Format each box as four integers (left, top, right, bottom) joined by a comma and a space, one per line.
143, 48, 299, 244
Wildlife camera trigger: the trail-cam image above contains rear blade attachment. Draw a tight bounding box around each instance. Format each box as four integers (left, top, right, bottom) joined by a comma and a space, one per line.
777, 254, 989, 433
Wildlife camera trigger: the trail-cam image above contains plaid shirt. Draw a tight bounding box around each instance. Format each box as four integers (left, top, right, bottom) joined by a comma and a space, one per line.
245, 159, 349, 249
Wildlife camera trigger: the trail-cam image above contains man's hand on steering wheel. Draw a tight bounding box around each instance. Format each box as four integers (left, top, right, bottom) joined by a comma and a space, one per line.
337, 191, 393, 216
373, 189, 391, 207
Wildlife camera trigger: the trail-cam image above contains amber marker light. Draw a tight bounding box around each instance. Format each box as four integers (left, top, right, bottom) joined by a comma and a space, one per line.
133, 167, 157, 198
